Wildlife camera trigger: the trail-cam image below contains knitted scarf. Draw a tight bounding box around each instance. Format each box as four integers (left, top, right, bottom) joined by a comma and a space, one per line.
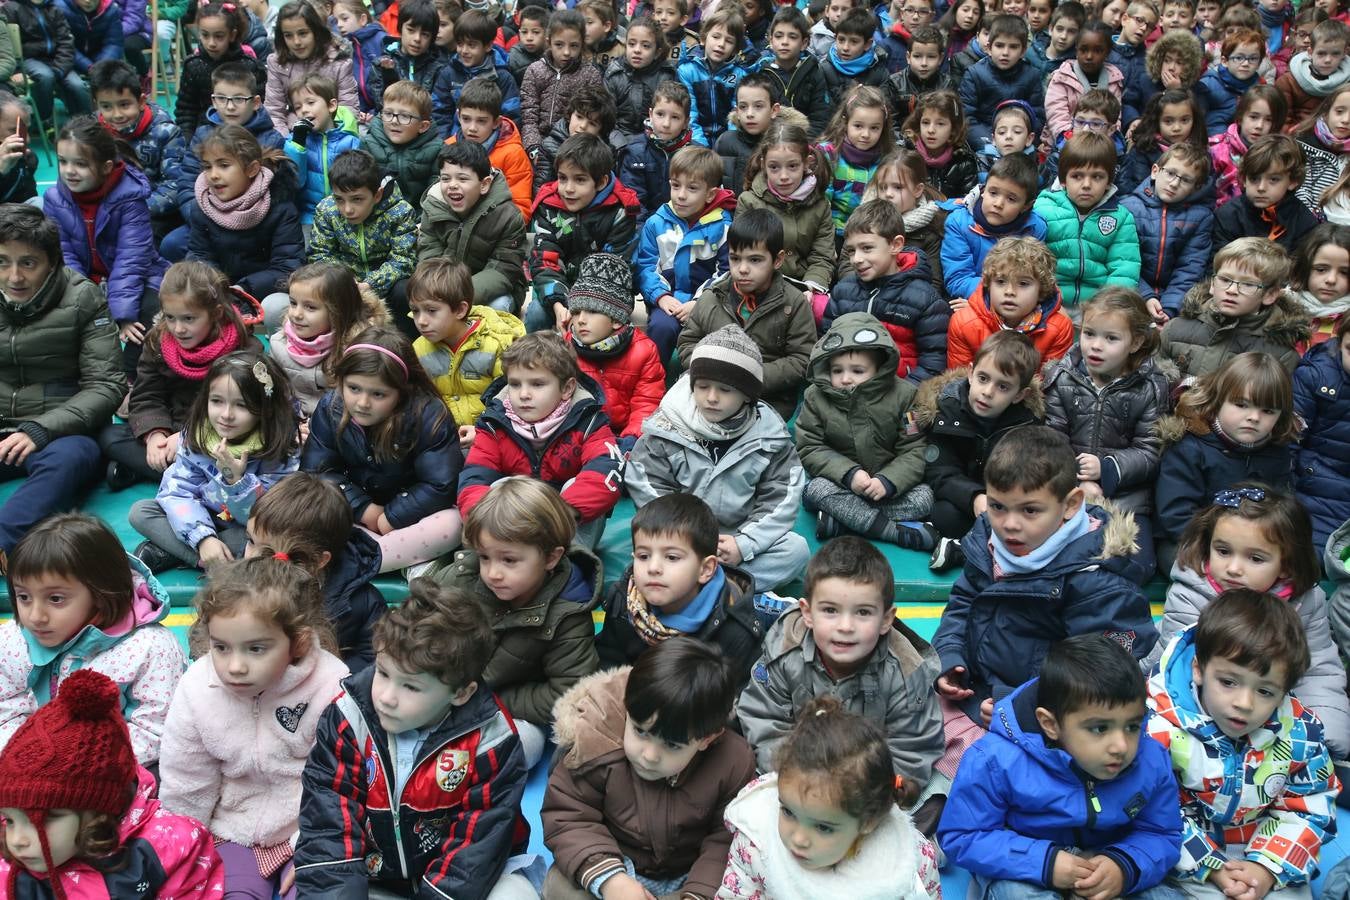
1258, 4, 1290, 54
282, 318, 334, 368
625, 565, 724, 643
194, 418, 265, 457
1288, 288, 1350, 342
160, 320, 242, 380
572, 325, 632, 360
914, 138, 953, 169
1314, 116, 1350, 153
828, 44, 878, 76
502, 393, 574, 447
195, 166, 274, 230
626, 577, 684, 643
1290, 51, 1350, 96
768, 173, 818, 203
645, 123, 694, 155
903, 199, 941, 234
840, 139, 881, 168
1215, 65, 1259, 94
1211, 415, 1273, 451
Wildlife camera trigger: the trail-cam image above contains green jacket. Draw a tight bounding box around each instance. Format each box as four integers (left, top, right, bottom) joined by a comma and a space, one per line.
416, 171, 527, 308
794, 312, 927, 496
735, 173, 836, 289
361, 118, 442, 212
1033, 186, 1141, 309
1158, 281, 1311, 380
0, 266, 124, 447
308, 177, 416, 299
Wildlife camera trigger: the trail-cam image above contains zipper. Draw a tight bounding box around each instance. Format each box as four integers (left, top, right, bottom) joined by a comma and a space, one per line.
1154, 204, 1168, 288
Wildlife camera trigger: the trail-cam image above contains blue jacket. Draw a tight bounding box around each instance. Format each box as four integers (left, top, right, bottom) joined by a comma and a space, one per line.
284, 124, 363, 223
959, 57, 1044, 147
941, 202, 1049, 300
1195, 66, 1259, 137
43, 164, 168, 323
677, 45, 760, 147
157, 432, 300, 549
1108, 38, 1155, 126
59, 0, 121, 73
185, 163, 304, 298
1293, 339, 1350, 551
1115, 144, 1159, 197
634, 189, 735, 307
939, 680, 1183, 893
178, 106, 287, 214
377, 37, 448, 100
1121, 181, 1215, 316
106, 101, 187, 220
325, 528, 386, 672
618, 131, 690, 228
348, 21, 389, 113
431, 46, 521, 139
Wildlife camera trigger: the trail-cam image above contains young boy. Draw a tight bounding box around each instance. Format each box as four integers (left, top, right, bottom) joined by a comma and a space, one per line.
821, 7, 891, 99
295, 579, 537, 899
1109, 0, 1160, 127
886, 25, 954, 122
567, 253, 665, 452
4, 0, 89, 123
939, 635, 1184, 900
310, 150, 417, 304
61, 0, 123, 85
1196, 27, 1264, 136
960, 13, 1044, 148
717, 72, 790, 194
1158, 237, 1308, 378
1121, 143, 1215, 323
284, 73, 363, 225
507, 1, 548, 85
1276, 18, 1350, 123
1161, 0, 1197, 37
737, 536, 943, 792
653, 0, 697, 60
579, 0, 623, 67
826, 200, 949, 383
627, 325, 810, 592
433, 0, 459, 54
636, 144, 736, 361
361, 80, 441, 212
677, 6, 755, 148
544, 638, 756, 900
417, 140, 527, 313
526, 132, 638, 333
809, 0, 855, 61
431, 7, 520, 138
618, 79, 694, 227
1040, 87, 1124, 186
761, 6, 829, 136
334, 0, 388, 113
1215, 134, 1318, 256
1147, 590, 1340, 899
675, 208, 816, 422
531, 85, 615, 193
445, 75, 533, 219
1026, 1, 1084, 77
377, 0, 449, 97
943, 152, 1048, 301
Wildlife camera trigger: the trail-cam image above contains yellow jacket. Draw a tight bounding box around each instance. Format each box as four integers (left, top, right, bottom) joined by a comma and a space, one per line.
414, 305, 524, 426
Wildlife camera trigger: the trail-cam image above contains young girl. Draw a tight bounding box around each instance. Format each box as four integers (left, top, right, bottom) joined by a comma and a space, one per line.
1154, 351, 1297, 571
301, 326, 463, 574
130, 350, 301, 572
269, 263, 390, 417
719, 696, 941, 900
160, 556, 348, 900
940, 0, 983, 60
1294, 84, 1350, 212
186, 124, 305, 301
1287, 222, 1350, 349
603, 16, 677, 147
1117, 89, 1209, 195
901, 90, 979, 204
1042, 23, 1124, 148
520, 9, 604, 153
863, 149, 951, 293
1210, 84, 1287, 206
43, 116, 168, 377
0, 669, 224, 898
1146, 483, 1349, 759
174, 1, 266, 134
0, 513, 184, 766
265, 1, 359, 137
817, 86, 895, 239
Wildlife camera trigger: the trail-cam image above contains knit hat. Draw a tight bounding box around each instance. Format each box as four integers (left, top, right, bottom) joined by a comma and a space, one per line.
567, 253, 636, 326
689, 325, 764, 403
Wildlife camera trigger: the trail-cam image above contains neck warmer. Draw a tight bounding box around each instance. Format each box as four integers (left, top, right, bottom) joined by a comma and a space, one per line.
645, 123, 694, 154
1211, 415, 1274, 451
1217, 65, 1259, 94
1072, 60, 1111, 92
627, 564, 724, 643
195, 166, 274, 230
1287, 288, 1350, 331
1290, 51, 1350, 96
1258, 4, 1290, 54
1315, 116, 1350, 152
829, 44, 877, 76
282, 318, 334, 367
840, 138, 882, 168
502, 392, 574, 447
903, 198, 940, 233
768, 172, 818, 203
161, 320, 242, 379
1259, 202, 1287, 243
914, 138, 953, 169
72, 162, 125, 284
0, 267, 63, 321
649, 375, 757, 444
1204, 561, 1295, 600
973, 191, 1032, 235
480, 123, 502, 153
105, 104, 154, 141
194, 417, 266, 457
990, 501, 1091, 577
572, 325, 633, 360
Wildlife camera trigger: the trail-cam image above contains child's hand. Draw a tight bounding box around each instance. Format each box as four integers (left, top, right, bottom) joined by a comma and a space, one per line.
657, 294, 682, 317
376, 513, 393, 535
1076, 453, 1101, 481
716, 534, 743, 566
936, 666, 973, 700
972, 493, 988, 516
850, 469, 873, 495
948, 295, 969, 312
1220, 861, 1276, 900
278, 863, 295, 895
600, 874, 658, 900
862, 476, 888, 501
0, 431, 35, 466
145, 430, 177, 471
378, 55, 395, 68
210, 437, 248, 485
1074, 855, 1126, 900
197, 536, 233, 566
979, 696, 994, 725
1080, 480, 1104, 499
8, 72, 23, 88
1145, 297, 1169, 325
118, 321, 147, 344
1050, 851, 1093, 891
458, 425, 476, 448
552, 301, 571, 333
674, 299, 697, 322
360, 504, 385, 532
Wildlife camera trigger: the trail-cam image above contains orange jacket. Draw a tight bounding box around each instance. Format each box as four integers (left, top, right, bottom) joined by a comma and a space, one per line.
946, 284, 1074, 370
446, 117, 533, 220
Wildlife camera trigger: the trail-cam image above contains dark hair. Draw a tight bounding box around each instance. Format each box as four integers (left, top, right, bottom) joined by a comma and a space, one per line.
9, 514, 134, 632
909, 23, 944, 51
376, 578, 494, 687
652, 79, 692, 114
987, 11, 1029, 44
902, 88, 966, 156
211, 61, 260, 95
88, 59, 142, 98
274, 0, 337, 64
630, 492, 719, 559
743, 121, 829, 192
0, 203, 64, 266
285, 261, 368, 380
1194, 588, 1310, 689
518, 3, 550, 25
843, 197, 905, 241
565, 85, 618, 136
1239, 133, 1306, 186
939, 0, 984, 36
189, 556, 337, 659
737, 70, 782, 106
624, 637, 736, 743
1082, 286, 1160, 372
1291, 222, 1350, 291
699, 6, 746, 42
548, 8, 586, 39
836, 6, 877, 38
329, 149, 382, 193
1037, 634, 1146, 718
199, 123, 289, 175
157, 260, 249, 347
1050, 0, 1086, 25
437, 138, 491, 178
554, 132, 614, 182
1057, 130, 1118, 180
333, 326, 446, 459
972, 329, 1041, 388
1176, 482, 1320, 598
770, 4, 810, 36
1131, 88, 1206, 157
57, 115, 140, 170
456, 8, 498, 44
249, 471, 354, 573
986, 151, 1040, 202
399, 0, 440, 34
458, 74, 503, 117
1235, 84, 1288, 137
196, 1, 248, 45
985, 425, 1078, 499
1076, 18, 1113, 47
289, 71, 338, 105
727, 206, 785, 256
184, 350, 298, 460
1074, 88, 1121, 124
804, 535, 895, 607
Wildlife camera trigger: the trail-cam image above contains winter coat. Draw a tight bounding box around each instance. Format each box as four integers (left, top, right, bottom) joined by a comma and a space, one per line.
265, 44, 360, 135
1110, 37, 1157, 126
1044, 349, 1170, 512
458, 374, 620, 522
634, 189, 735, 306
574, 326, 665, 441
242, 10, 270, 61
1157, 282, 1311, 379
309, 177, 416, 298
268, 289, 391, 418
319, 528, 386, 671
824, 252, 949, 383
425, 546, 602, 725
1042, 60, 1125, 147
302, 389, 462, 528
1209, 125, 1247, 207
1146, 627, 1340, 887
507, 43, 542, 85
716, 125, 764, 195
1034, 185, 1142, 310
604, 54, 678, 145
185, 164, 305, 299
946, 283, 1075, 370
362, 115, 441, 212
617, 129, 689, 226
347, 21, 388, 112
520, 53, 604, 150
543, 667, 756, 897
285, 123, 363, 223
885, 67, 956, 125
528, 176, 639, 305
1292, 338, 1350, 550
58, 0, 120, 73
159, 643, 349, 846
4, 0, 73, 71
819, 47, 892, 102
736, 173, 835, 288
675, 272, 815, 422
959, 57, 1045, 147
760, 54, 830, 136
0, 768, 224, 899
107, 102, 187, 220
819, 139, 880, 236
43, 165, 168, 324
414, 304, 524, 428
173, 44, 266, 134
531, 118, 572, 194
932, 501, 1156, 721
417, 174, 527, 307
1213, 192, 1318, 259
941, 202, 1049, 300
431, 48, 520, 139
1294, 133, 1349, 213
939, 680, 1182, 893
295, 665, 529, 898
177, 105, 288, 214
1323, 519, 1350, 670
677, 45, 760, 147
1121, 181, 1215, 316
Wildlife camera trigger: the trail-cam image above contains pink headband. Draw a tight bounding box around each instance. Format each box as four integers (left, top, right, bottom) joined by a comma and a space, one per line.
344, 343, 409, 378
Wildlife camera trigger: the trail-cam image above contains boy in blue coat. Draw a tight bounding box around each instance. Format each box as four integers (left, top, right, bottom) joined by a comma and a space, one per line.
619, 79, 694, 229
60, 0, 123, 77
677, 6, 759, 147
334, 0, 388, 113
942, 153, 1047, 301
959, 14, 1044, 149
1108, 0, 1160, 127
283, 73, 362, 225
939, 635, 1183, 900
430, 9, 520, 139
819, 7, 891, 100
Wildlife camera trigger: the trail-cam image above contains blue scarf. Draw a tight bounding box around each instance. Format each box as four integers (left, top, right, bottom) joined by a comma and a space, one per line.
23, 623, 132, 705
829, 43, 878, 76
1258, 4, 1290, 54
654, 565, 724, 632
973, 190, 1033, 235
990, 502, 1091, 576
1216, 65, 1259, 93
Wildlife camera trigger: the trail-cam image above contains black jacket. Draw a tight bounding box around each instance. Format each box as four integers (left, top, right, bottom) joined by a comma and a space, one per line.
185, 163, 304, 299
604, 54, 679, 146
761, 54, 830, 136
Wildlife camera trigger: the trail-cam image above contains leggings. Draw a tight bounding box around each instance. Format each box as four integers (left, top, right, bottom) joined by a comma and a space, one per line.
217, 840, 295, 900
365, 507, 462, 574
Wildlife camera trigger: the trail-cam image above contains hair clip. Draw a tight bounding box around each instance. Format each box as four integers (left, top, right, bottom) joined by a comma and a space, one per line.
220, 2, 236, 10
272, 551, 290, 562
252, 360, 274, 398
1213, 487, 1265, 508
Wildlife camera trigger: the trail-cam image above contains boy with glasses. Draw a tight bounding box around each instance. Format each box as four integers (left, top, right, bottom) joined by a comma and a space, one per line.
1197, 28, 1267, 135
1213, 134, 1318, 257
362, 81, 442, 213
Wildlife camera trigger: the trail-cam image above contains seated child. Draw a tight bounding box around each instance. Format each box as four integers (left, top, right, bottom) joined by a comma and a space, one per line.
1197, 28, 1267, 136
602, 15, 678, 150
532, 85, 616, 193
334, 0, 388, 113
1040, 88, 1126, 190
820, 7, 891, 102
172, 2, 266, 136
543, 637, 756, 900
581, 0, 624, 68
760, 6, 830, 136
863, 148, 949, 293
361, 80, 441, 212
654, 0, 698, 62
947, 236, 1074, 370
507, 1, 548, 84
938, 635, 1183, 900
295, 578, 538, 898
942, 152, 1047, 301
376, 0, 449, 99
628, 326, 810, 592
1213, 134, 1319, 257
1287, 222, 1350, 349
283, 73, 363, 225
886, 25, 955, 125
809, 0, 851, 61
1025, 1, 1083, 77
1276, 18, 1350, 126
959, 13, 1045, 149
263, 1, 359, 139
676, 6, 756, 148
618, 79, 695, 228
446, 75, 533, 220
0, 97, 38, 205
1110, 0, 1162, 128
975, 100, 1039, 180
430, 8, 520, 138
1211, 85, 1287, 208
717, 72, 794, 195
520, 9, 603, 153
5, 0, 90, 124
1294, 311, 1350, 548
310, 148, 416, 295
1042, 22, 1124, 149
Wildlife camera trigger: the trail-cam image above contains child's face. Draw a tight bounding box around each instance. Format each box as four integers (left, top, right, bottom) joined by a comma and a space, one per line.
1223, 42, 1262, 80
844, 228, 904, 282
1317, 0, 1340, 15
210, 79, 260, 126
834, 30, 871, 62
456, 37, 489, 68
1313, 39, 1348, 78
1161, 1, 1194, 31
518, 17, 547, 52
197, 14, 235, 59
770, 22, 806, 63
94, 87, 145, 132
1208, 515, 1285, 594
568, 110, 602, 136
800, 577, 891, 676
1157, 51, 1189, 89
334, 6, 369, 35
1, 808, 84, 873
372, 652, 472, 733
1026, 0, 1053, 31
201, 146, 256, 202
1100, 0, 1127, 28
1211, 263, 1280, 317
979, 175, 1030, 227
1076, 31, 1109, 79
438, 161, 493, 214
400, 21, 435, 57
281, 15, 317, 59
56, 139, 112, 194
475, 532, 565, 606
993, 113, 1030, 156
728, 240, 784, 298
1073, 110, 1112, 135
1216, 393, 1281, 445
287, 279, 331, 340
653, 0, 688, 33
954, 0, 980, 30
624, 715, 718, 780
1158, 102, 1195, 145
828, 350, 881, 389
294, 88, 337, 130
1119, 5, 1157, 44
160, 292, 215, 350
1195, 0, 1219, 25
630, 528, 717, 614
555, 161, 604, 211
11, 572, 94, 648
1257, 0, 1286, 10
901, 0, 935, 27
703, 23, 737, 65
382, 100, 431, 144
437, 12, 455, 50
626, 25, 660, 69
968, 355, 1029, 418
1080, 308, 1142, 383
1002, 0, 1026, 16
506, 364, 575, 423
0, 240, 53, 306
583, 9, 610, 46
1292, 22, 1315, 54
1308, 243, 1350, 303
917, 110, 952, 153
670, 173, 717, 219
1328, 90, 1350, 139
1049, 16, 1080, 53
1065, 165, 1111, 212
764, 145, 806, 195
457, 105, 499, 144
571, 308, 621, 344
1243, 165, 1294, 210
907, 40, 943, 78
986, 266, 1042, 326
333, 185, 379, 226
986, 482, 1084, 557
742, 0, 765, 24
1192, 655, 1287, 740
988, 33, 1027, 70
208, 373, 259, 442
736, 85, 776, 134
878, 169, 921, 213
650, 98, 689, 139
1035, 699, 1146, 781
777, 771, 870, 869
692, 377, 750, 422
411, 296, 469, 344
550, 27, 585, 67
342, 373, 401, 427
826, 0, 853, 27
1151, 158, 1202, 203
208, 609, 296, 696
1240, 98, 1274, 142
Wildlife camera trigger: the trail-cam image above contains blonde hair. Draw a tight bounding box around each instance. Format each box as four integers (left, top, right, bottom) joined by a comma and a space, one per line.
982, 236, 1058, 300
463, 477, 576, 553
1212, 237, 1291, 289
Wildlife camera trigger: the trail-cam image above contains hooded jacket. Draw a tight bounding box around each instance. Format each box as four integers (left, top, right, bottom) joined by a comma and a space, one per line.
824, 252, 949, 383
285, 122, 364, 223
106, 101, 187, 220
1158, 281, 1311, 379
185, 162, 305, 300
1034, 185, 1142, 309
960, 57, 1046, 147
264, 42, 360, 135
310, 177, 417, 298
173, 44, 266, 134
418, 172, 528, 307
1293, 338, 1350, 550
1213, 192, 1319, 259
58, 0, 120, 73
946, 283, 1075, 371
414, 304, 524, 428
574, 326, 665, 442
1121, 180, 1216, 316
635, 188, 735, 306
760, 53, 830, 135
885, 67, 957, 124
736, 172, 835, 289
431, 46, 521, 138
520, 52, 605, 149
677, 45, 761, 147
941, 201, 1049, 300
528, 176, 640, 305
269, 287, 390, 417
1109, 37, 1157, 127
604, 54, 679, 145
362, 114, 442, 211
1197, 65, 1261, 136
318, 528, 386, 671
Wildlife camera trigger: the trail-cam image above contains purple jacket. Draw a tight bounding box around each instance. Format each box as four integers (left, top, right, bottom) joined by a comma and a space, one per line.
121, 0, 148, 40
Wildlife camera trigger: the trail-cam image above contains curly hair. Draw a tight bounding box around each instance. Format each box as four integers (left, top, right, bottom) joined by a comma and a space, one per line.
982, 236, 1059, 300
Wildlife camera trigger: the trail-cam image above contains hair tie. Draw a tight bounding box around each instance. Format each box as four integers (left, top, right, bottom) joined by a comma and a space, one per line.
220, 2, 236, 10
344, 343, 409, 379
1214, 487, 1265, 508
272, 551, 290, 562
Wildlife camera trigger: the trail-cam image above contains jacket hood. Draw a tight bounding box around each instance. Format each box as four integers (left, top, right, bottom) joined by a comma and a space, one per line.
808, 311, 901, 388
913, 366, 1048, 426
1177, 280, 1312, 347
1146, 29, 1205, 83
494, 116, 524, 148
990, 678, 1150, 780
552, 666, 629, 771
372, 175, 408, 215
701, 187, 737, 217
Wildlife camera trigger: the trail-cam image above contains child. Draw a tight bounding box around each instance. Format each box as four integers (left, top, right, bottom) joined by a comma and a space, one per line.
810, 0, 855, 61
532, 84, 616, 193
61, 0, 124, 86
677, 7, 756, 148
720, 697, 941, 899
0, 669, 223, 897
447, 75, 533, 219
1108, 0, 1159, 128
302, 327, 464, 573
544, 637, 757, 899
567, 254, 664, 452
266, 1, 359, 137
334, 0, 388, 113
947, 16, 989, 84
1146, 28, 1207, 101
1213, 134, 1319, 256
885, 25, 954, 125
521, 9, 602, 152
4, 0, 89, 125
1146, 591, 1340, 898
717, 72, 793, 194
903, 89, 980, 206
1278, 18, 1350, 127
976, 100, 1038, 178
1042, 22, 1123, 148
820, 84, 895, 238
654, 0, 697, 60
173, 2, 266, 134
1159, 238, 1309, 379
628, 326, 810, 592
1026, 1, 1084, 77
940, 0, 983, 62
1288, 222, 1350, 347
1293, 308, 1350, 538
284, 74, 363, 226
1197, 29, 1266, 137
1119, 89, 1208, 195
1034, 131, 1141, 313
1122, 143, 1216, 322
821, 8, 891, 100
617, 79, 693, 226
1211, 85, 1287, 207
636, 144, 736, 360
431, 8, 520, 138
938, 635, 1183, 900
362, 80, 441, 213
295, 578, 537, 898
940, 151, 1047, 301
417, 140, 528, 313
580, 0, 623, 66
507, 1, 547, 84
0, 513, 183, 763
309, 149, 417, 303
604, 15, 677, 147
960, 13, 1044, 148
159, 557, 348, 898
376, 0, 449, 98
761, 6, 830, 136
1292, 84, 1350, 211
864, 148, 949, 292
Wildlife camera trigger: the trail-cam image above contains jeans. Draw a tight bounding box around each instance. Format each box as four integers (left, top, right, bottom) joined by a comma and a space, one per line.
644, 302, 682, 363
0, 435, 100, 552
974, 874, 1189, 900
160, 224, 189, 262
523, 294, 558, 334
128, 497, 249, 567
22, 59, 90, 122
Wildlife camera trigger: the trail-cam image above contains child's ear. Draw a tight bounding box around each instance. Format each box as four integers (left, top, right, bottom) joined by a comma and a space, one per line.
1034, 706, 1063, 741
545, 545, 567, 571
596, 173, 612, 192
561, 376, 578, 399
292, 627, 314, 660
1063, 485, 1085, 519
327, 97, 339, 113
772, 248, 787, 270
451, 681, 479, 706
889, 234, 906, 256
316, 549, 332, 571
416, 118, 431, 134
244, 159, 262, 179
695, 727, 724, 751
770, 102, 782, 118
698, 553, 718, 585
1261, 286, 1281, 307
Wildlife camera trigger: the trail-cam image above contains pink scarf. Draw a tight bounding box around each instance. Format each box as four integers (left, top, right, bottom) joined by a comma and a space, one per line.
282, 319, 334, 368
915, 139, 954, 169
1204, 562, 1295, 599
768, 173, 819, 203
160, 321, 242, 379
502, 394, 574, 447
195, 167, 274, 230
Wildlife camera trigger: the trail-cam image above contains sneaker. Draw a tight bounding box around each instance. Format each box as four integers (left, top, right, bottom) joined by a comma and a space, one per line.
896, 521, 940, 552
815, 510, 842, 541
929, 536, 964, 572
134, 540, 179, 574
105, 460, 138, 492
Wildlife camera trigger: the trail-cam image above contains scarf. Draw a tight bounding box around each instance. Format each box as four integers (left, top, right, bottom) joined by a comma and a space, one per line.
194, 418, 266, 457
990, 502, 1091, 577
282, 318, 334, 368
648, 375, 757, 444
1289, 51, 1350, 96
1258, 4, 1290, 54
502, 392, 574, 447
1216, 65, 1259, 94
1211, 414, 1273, 451
1204, 562, 1295, 600
1287, 288, 1350, 342
104, 104, 154, 141
160, 320, 242, 380
1315, 116, 1350, 152
195, 165, 274, 230
480, 123, 502, 153
768, 172, 818, 203
914, 138, 953, 170
572, 325, 632, 360
973, 191, 1033, 236
828, 44, 877, 76
626, 565, 724, 643
71, 161, 124, 284
840, 138, 881, 168
903, 198, 940, 234
645, 122, 694, 155
1072, 60, 1112, 92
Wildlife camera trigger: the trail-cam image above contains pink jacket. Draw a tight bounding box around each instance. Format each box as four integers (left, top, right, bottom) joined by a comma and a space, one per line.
158, 644, 348, 848
1041, 60, 1126, 151
1209, 124, 1247, 207
0, 767, 224, 898
264, 44, 360, 135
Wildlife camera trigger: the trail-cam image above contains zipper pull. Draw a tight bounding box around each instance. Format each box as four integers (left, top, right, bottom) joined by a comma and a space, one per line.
1090, 792, 1101, 813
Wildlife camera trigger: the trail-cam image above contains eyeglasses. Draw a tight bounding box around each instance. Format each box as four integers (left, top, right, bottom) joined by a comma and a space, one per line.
1125, 12, 1154, 24
1227, 53, 1261, 64
901, 5, 929, 13
384, 111, 421, 125
1158, 167, 1198, 188
1213, 274, 1268, 295
1072, 117, 1110, 130
210, 93, 253, 107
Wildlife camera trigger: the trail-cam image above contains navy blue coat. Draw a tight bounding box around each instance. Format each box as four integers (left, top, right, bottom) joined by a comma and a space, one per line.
959, 57, 1044, 148
59, 0, 121, 73
1293, 339, 1350, 551
326, 528, 387, 672
430, 46, 520, 139
1120, 181, 1215, 316
1154, 425, 1295, 543
184, 163, 304, 299
116, 101, 187, 220
1108, 38, 1155, 127
618, 131, 687, 228
1115, 145, 1159, 197
1195, 66, 1257, 137
604, 55, 679, 147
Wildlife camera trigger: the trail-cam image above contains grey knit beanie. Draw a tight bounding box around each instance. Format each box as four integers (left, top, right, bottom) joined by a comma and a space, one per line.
689, 325, 764, 403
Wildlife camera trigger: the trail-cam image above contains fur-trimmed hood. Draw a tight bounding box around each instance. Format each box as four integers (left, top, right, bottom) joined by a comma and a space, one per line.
1084, 496, 1143, 562
1146, 29, 1205, 84
1155, 412, 1199, 446
913, 365, 1047, 427
552, 665, 629, 773
1177, 279, 1313, 347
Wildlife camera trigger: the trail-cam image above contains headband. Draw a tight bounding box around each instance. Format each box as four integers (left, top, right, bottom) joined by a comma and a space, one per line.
344, 342, 409, 379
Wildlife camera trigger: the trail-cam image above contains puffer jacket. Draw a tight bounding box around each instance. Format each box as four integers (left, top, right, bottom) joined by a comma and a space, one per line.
418, 173, 527, 307
736, 172, 835, 288
173, 44, 266, 134
1147, 627, 1340, 887
634, 188, 735, 306
361, 114, 441, 212
185, 163, 304, 298
946, 283, 1075, 370
1157, 282, 1311, 379
716, 124, 763, 196
932, 500, 1156, 721
941, 202, 1049, 300
507, 43, 542, 85
1044, 348, 1170, 513
177, 105, 287, 215
1323, 520, 1350, 673
264, 43, 359, 135
268, 287, 390, 417
309, 177, 416, 298
1109, 37, 1156, 126
738, 605, 942, 787
1121, 181, 1214, 316
348, 20, 388, 112
520, 53, 605, 150
1034, 185, 1141, 310
677, 45, 761, 147
242, 10, 270, 62
1294, 133, 1349, 213
617, 128, 692, 227
885, 67, 956, 125
4, 0, 73, 71
105, 101, 187, 220
425, 546, 602, 726
285, 123, 363, 223
1212, 192, 1319, 257
760, 53, 830, 136
130, 321, 256, 437
573, 326, 665, 442
321, 528, 386, 670
824, 252, 949, 383
544, 667, 755, 897
302, 389, 462, 529
431, 47, 520, 138
414, 304, 524, 428
1197, 68, 1262, 135
528, 176, 640, 306
1292, 338, 1350, 550
1209, 124, 1247, 207
959, 57, 1045, 147
604, 54, 679, 145
59, 0, 120, 73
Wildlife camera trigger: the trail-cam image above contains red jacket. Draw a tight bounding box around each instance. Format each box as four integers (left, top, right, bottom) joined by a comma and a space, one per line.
573, 328, 666, 441
947, 284, 1074, 370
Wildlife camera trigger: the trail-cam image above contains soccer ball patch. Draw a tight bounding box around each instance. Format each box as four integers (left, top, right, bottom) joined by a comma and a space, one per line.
436, 749, 471, 793
1098, 215, 1118, 236
1262, 772, 1288, 801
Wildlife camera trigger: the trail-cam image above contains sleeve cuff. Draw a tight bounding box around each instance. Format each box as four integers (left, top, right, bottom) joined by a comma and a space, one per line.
1100, 848, 1140, 893
16, 422, 49, 451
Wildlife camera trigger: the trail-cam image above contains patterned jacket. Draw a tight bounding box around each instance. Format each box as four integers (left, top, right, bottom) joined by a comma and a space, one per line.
104, 101, 187, 220
157, 433, 300, 550
634, 189, 735, 306
309, 177, 417, 298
